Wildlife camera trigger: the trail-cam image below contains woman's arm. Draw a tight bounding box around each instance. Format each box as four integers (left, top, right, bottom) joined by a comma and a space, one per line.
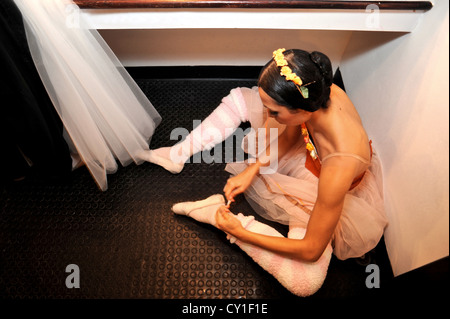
223, 120, 301, 201
218, 156, 360, 262
216, 207, 321, 262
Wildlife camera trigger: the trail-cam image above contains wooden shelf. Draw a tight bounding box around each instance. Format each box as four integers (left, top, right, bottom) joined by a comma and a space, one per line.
74, 0, 433, 11
77, 0, 433, 31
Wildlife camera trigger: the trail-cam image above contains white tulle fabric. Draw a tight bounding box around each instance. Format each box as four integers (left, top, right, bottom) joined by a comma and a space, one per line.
13, 0, 161, 191
226, 87, 388, 260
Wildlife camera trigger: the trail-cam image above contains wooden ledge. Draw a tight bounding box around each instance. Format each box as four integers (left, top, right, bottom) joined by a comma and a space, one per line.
74, 0, 433, 11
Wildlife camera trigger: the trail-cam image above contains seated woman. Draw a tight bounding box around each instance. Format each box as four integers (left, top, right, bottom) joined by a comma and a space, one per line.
140, 49, 388, 297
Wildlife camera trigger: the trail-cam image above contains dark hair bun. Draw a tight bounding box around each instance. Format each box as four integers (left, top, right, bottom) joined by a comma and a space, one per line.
309, 51, 333, 88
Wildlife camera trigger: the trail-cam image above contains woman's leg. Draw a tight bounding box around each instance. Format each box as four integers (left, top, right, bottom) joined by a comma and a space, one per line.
172, 194, 332, 297
234, 220, 332, 297
140, 88, 249, 173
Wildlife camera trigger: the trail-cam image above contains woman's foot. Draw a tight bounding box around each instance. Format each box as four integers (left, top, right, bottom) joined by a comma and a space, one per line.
172, 194, 225, 225
139, 146, 185, 174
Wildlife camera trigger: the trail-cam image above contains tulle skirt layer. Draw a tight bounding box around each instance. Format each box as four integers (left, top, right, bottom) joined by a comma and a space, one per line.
226, 87, 388, 260
14, 0, 161, 191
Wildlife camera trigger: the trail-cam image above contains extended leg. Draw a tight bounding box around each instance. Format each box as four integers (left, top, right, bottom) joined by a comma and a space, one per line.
140, 88, 248, 173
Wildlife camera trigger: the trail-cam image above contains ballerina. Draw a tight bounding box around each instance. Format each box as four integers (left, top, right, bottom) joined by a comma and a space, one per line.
143, 49, 388, 296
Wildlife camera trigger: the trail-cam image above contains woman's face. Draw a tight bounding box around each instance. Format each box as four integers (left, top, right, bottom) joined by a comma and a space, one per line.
258, 87, 312, 126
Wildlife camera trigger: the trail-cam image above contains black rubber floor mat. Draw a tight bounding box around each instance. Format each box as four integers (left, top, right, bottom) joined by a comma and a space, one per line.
0, 77, 392, 301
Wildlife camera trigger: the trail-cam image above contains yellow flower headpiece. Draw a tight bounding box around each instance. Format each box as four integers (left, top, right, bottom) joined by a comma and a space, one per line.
272, 48, 314, 99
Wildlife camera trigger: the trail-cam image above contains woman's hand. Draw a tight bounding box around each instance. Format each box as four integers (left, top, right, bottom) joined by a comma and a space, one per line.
223, 164, 259, 202
215, 206, 245, 237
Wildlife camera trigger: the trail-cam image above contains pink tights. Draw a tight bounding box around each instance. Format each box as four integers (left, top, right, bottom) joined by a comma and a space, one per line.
172, 194, 332, 297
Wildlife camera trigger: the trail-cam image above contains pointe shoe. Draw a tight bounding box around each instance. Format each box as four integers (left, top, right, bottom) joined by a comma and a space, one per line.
172, 194, 225, 217
138, 148, 185, 174
148, 149, 184, 174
